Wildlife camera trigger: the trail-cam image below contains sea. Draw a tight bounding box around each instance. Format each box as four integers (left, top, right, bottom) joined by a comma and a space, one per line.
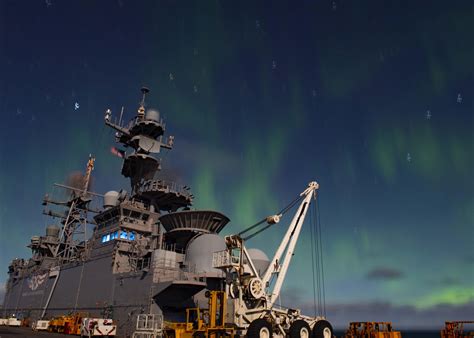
334, 330, 440, 337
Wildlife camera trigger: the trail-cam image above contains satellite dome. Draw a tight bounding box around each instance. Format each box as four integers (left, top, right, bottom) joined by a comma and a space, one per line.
145, 109, 160, 122
104, 191, 119, 209
247, 248, 270, 276
185, 234, 226, 276
45, 225, 60, 238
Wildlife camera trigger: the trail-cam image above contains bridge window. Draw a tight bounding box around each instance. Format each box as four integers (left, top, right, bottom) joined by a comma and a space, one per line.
101, 233, 111, 243
102, 230, 136, 243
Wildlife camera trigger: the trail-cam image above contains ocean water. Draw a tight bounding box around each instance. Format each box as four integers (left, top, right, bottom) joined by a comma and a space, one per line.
402, 332, 441, 338
334, 330, 440, 338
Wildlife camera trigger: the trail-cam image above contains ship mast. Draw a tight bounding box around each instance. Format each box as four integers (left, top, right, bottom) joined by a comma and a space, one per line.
42, 155, 99, 263
82, 155, 95, 197
104, 87, 193, 212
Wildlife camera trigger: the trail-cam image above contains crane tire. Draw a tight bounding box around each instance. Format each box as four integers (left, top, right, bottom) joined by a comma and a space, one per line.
289, 320, 311, 338
311, 320, 333, 338
193, 332, 205, 338
247, 318, 272, 338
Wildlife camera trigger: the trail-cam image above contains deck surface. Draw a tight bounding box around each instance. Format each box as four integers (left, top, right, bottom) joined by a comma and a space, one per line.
0, 326, 71, 337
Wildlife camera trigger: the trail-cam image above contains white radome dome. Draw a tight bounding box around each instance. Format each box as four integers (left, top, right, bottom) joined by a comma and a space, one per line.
247, 248, 270, 275
103, 191, 119, 208
185, 234, 226, 275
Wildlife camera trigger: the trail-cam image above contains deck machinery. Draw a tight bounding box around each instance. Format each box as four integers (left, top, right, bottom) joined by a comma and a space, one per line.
1, 88, 332, 337
441, 321, 474, 338
342, 322, 402, 338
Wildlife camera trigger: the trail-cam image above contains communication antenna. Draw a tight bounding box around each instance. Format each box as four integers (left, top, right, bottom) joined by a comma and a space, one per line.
118, 106, 124, 126
82, 154, 95, 197
137, 86, 149, 118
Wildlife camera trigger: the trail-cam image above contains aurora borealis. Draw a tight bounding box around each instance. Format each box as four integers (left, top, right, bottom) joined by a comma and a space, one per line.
0, 0, 473, 329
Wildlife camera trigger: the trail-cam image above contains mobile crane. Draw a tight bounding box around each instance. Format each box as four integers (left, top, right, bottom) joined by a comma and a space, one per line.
212, 181, 333, 338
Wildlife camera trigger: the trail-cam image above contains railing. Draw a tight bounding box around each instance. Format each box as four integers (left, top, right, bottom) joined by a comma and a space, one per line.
212, 250, 239, 268
138, 179, 192, 200
132, 314, 163, 338
152, 258, 197, 283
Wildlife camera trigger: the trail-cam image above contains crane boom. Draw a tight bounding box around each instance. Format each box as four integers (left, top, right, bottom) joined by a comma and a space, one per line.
263, 181, 318, 307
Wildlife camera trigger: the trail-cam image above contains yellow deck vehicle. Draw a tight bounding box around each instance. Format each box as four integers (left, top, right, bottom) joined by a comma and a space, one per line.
441, 321, 474, 338
343, 322, 402, 338
48, 312, 88, 335
49, 315, 67, 333
164, 291, 234, 338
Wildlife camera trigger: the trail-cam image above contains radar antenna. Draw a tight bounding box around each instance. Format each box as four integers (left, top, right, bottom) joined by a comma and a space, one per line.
82, 154, 95, 197
137, 86, 149, 119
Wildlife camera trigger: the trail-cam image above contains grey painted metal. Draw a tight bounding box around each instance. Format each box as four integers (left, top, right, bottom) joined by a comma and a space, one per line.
185, 234, 227, 275
1, 88, 232, 337
246, 248, 271, 277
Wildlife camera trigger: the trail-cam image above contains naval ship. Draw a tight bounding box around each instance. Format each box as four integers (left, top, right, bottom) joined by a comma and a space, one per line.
1, 87, 246, 335
1, 88, 332, 338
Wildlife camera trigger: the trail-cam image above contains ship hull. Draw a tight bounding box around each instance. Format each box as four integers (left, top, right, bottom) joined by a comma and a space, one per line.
2, 253, 156, 337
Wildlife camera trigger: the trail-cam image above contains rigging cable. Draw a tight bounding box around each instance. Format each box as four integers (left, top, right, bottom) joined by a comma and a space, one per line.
238, 194, 305, 239
309, 201, 318, 317
243, 222, 276, 241
313, 197, 322, 316
316, 194, 326, 317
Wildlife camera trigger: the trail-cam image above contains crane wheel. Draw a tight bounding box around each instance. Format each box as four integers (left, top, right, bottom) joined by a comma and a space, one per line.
247, 318, 272, 338
289, 320, 311, 338
165, 330, 176, 338
311, 320, 333, 338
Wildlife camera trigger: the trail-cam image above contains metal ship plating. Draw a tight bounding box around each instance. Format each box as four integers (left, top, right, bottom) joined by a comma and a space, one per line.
1, 88, 332, 338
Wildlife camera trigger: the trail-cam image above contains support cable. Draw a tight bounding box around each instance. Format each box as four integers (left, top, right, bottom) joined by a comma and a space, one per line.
238, 194, 305, 239
237, 218, 267, 237
313, 200, 322, 316
309, 203, 318, 317
316, 195, 326, 317
243, 222, 275, 241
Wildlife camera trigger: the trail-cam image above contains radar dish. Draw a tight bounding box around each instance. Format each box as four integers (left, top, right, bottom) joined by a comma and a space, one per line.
159, 210, 230, 234
135, 135, 162, 153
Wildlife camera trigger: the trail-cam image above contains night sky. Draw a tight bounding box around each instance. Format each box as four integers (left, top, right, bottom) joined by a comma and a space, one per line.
0, 0, 473, 329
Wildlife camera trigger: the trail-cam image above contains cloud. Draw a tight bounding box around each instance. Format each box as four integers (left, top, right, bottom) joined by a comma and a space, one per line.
366, 267, 403, 280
